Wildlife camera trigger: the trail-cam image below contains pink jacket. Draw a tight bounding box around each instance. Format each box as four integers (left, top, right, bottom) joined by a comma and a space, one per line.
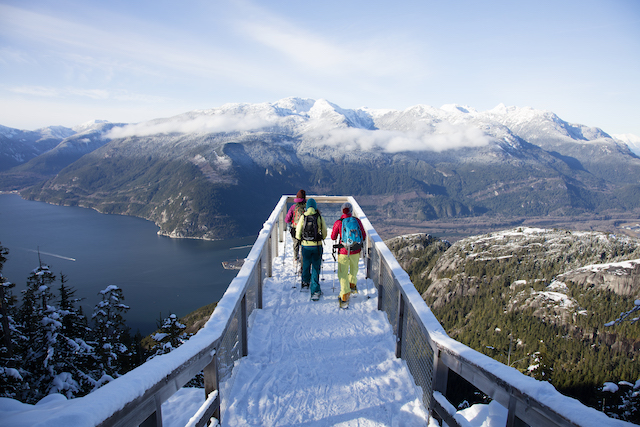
285, 197, 306, 225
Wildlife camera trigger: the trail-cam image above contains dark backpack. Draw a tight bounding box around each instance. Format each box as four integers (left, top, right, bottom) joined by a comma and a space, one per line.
302, 213, 322, 242
340, 216, 363, 251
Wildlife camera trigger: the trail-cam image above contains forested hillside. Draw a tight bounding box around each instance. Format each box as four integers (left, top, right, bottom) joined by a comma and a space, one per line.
387, 229, 640, 422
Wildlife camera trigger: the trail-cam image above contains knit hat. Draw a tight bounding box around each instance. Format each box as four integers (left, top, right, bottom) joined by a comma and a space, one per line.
341, 202, 352, 214
296, 189, 306, 199
307, 198, 317, 210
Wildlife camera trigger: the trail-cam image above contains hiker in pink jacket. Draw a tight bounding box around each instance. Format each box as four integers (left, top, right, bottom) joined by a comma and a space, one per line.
285, 189, 306, 262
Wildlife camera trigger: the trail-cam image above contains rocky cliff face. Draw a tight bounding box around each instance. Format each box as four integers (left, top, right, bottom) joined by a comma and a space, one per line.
423, 228, 640, 304
558, 260, 640, 298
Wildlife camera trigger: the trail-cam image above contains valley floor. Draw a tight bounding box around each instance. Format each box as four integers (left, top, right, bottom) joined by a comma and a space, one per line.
370, 211, 640, 242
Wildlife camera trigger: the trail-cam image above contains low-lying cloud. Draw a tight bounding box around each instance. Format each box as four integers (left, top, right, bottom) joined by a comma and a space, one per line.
106, 114, 272, 139
105, 113, 491, 153
313, 122, 491, 153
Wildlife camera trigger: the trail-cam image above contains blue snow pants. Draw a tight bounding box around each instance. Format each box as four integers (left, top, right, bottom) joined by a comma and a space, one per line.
301, 245, 323, 294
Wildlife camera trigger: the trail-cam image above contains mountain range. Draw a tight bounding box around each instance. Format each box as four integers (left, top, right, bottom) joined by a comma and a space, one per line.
1, 98, 639, 240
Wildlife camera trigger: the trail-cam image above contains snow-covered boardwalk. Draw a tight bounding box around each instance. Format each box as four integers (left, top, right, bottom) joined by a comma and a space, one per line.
220, 235, 430, 426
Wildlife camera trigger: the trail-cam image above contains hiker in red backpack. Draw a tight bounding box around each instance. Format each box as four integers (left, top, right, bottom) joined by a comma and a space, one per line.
285, 189, 306, 262
331, 202, 366, 308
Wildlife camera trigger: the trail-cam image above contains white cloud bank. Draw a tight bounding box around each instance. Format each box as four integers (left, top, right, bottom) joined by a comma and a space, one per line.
106, 114, 491, 153
105, 114, 273, 139
313, 122, 491, 153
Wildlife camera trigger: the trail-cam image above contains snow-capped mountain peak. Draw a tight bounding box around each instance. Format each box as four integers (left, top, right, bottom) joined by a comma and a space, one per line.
72, 120, 110, 134
36, 125, 76, 140
440, 104, 477, 115
272, 97, 316, 115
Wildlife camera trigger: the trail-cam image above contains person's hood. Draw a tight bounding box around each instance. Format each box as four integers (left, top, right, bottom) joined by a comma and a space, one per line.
294, 197, 306, 203
307, 198, 317, 210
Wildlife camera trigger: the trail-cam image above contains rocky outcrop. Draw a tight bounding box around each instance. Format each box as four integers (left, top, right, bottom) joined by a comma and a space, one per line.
558, 260, 640, 297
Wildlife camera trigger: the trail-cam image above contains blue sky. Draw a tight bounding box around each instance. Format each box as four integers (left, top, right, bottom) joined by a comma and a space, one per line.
1, 0, 639, 136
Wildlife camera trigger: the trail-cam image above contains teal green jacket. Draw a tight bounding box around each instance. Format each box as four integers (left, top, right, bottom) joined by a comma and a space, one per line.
295, 207, 327, 246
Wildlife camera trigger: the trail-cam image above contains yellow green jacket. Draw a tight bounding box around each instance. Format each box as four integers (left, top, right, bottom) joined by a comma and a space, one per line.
295, 207, 327, 246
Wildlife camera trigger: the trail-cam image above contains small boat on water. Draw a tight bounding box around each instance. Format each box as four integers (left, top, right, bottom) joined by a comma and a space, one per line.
222, 259, 245, 270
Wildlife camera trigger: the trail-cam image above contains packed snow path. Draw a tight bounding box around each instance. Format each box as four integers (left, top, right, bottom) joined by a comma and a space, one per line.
220, 235, 430, 426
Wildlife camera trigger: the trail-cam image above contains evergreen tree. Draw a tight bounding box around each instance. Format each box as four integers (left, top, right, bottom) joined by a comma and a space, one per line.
528, 343, 553, 382
58, 274, 89, 340
40, 274, 99, 398
0, 243, 25, 399
16, 264, 56, 403
148, 313, 188, 359
91, 285, 131, 379
615, 381, 640, 424
147, 312, 202, 387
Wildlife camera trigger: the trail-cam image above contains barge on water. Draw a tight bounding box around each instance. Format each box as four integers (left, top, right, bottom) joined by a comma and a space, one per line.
222, 259, 245, 270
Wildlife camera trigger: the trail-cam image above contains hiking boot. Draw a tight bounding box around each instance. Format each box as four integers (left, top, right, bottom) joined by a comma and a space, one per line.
350, 283, 358, 295
339, 297, 349, 309
301, 282, 310, 290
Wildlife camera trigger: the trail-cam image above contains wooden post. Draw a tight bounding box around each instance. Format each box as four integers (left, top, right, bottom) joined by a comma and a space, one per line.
203, 355, 221, 424
433, 348, 449, 395
257, 260, 263, 310
395, 292, 405, 359
241, 295, 248, 358
507, 395, 517, 427
154, 395, 163, 427
279, 208, 286, 243
377, 260, 384, 312
267, 235, 273, 278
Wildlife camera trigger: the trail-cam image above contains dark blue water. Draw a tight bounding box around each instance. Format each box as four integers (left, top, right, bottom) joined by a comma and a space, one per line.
0, 194, 253, 335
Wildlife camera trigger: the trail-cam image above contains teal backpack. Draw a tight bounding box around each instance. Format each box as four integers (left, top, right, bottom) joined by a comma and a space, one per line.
341, 216, 363, 251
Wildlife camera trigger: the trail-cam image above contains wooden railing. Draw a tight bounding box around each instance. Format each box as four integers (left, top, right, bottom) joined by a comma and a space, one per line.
83, 195, 621, 427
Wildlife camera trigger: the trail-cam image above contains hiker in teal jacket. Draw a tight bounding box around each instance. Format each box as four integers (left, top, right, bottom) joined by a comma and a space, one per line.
295, 198, 327, 299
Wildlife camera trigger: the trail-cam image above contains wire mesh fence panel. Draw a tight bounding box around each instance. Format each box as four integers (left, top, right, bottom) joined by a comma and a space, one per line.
402, 306, 435, 410
216, 306, 241, 384
379, 260, 399, 335
370, 245, 381, 287
245, 259, 260, 321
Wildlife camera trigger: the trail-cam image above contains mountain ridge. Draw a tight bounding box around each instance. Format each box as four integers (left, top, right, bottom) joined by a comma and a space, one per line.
2, 98, 640, 241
